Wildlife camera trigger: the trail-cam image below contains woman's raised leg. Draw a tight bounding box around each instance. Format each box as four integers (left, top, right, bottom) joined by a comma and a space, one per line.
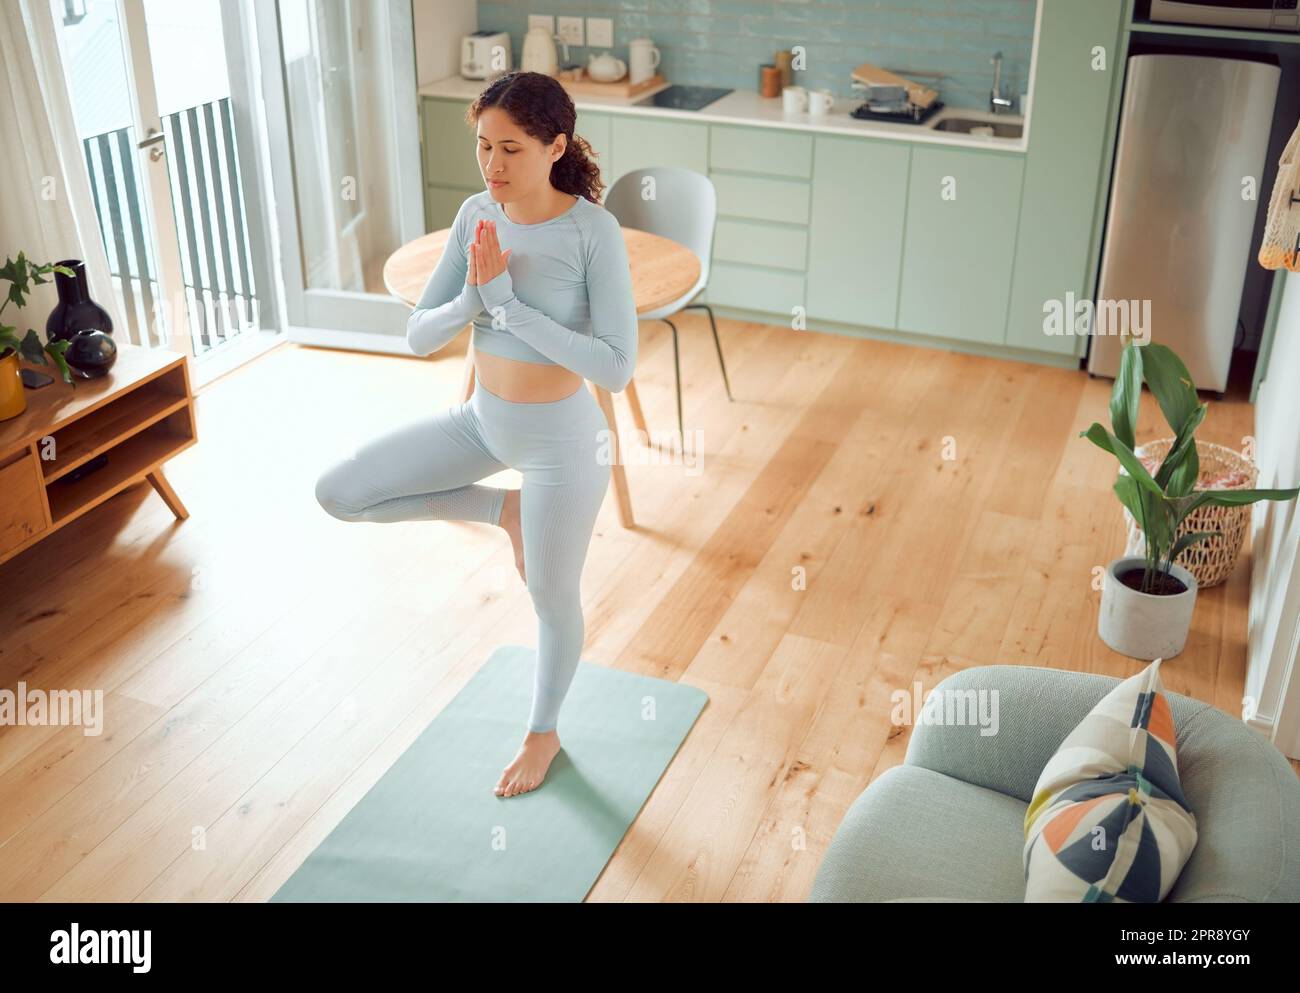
314, 402, 509, 525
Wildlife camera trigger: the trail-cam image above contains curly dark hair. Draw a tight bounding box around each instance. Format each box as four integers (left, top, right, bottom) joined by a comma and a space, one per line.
465, 71, 605, 204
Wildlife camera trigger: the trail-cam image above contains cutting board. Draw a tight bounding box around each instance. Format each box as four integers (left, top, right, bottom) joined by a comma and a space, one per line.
560, 72, 669, 103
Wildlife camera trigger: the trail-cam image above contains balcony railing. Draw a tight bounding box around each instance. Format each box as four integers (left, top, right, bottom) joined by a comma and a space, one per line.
82, 96, 258, 355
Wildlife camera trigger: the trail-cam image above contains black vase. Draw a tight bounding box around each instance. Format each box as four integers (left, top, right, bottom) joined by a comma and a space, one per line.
65, 330, 118, 379
46, 259, 117, 378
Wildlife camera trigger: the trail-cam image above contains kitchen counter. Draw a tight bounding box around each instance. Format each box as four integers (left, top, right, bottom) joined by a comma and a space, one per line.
418, 75, 1029, 153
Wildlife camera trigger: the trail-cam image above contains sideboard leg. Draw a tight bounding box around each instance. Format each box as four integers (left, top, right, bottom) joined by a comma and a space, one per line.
146, 466, 189, 520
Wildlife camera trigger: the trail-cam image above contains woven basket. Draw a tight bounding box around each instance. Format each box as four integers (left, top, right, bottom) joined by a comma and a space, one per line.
1121, 438, 1257, 588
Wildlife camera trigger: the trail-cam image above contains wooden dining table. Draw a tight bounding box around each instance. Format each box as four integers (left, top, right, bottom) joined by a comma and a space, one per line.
382, 223, 701, 528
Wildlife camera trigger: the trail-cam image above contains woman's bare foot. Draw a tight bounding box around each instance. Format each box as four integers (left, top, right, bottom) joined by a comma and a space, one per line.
499, 489, 525, 585
494, 729, 561, 797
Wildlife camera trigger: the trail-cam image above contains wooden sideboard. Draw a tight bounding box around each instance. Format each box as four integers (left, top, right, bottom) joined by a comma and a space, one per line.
0, 344, 197, 567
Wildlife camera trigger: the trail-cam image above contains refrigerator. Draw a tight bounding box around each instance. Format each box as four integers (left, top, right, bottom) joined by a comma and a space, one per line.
1088, 54, 1280, 392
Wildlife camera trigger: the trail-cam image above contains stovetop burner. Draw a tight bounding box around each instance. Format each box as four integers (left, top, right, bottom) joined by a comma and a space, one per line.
649, 84, 733, 111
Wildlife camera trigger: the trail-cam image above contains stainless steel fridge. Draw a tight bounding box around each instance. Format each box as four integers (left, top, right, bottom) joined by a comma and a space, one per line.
1089, 53, 1279, 392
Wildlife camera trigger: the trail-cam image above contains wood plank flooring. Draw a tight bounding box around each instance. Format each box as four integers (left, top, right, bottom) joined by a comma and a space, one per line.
0, 315, 1292, 903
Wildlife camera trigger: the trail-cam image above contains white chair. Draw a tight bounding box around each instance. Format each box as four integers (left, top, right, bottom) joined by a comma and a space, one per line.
603, 167, 733, 441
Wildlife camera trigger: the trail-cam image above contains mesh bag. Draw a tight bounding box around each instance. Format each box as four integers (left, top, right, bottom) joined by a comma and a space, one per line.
1258, 119, 1300, 272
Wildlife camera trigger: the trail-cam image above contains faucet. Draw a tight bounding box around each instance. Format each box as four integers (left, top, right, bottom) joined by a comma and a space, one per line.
989, 51, 1014, 114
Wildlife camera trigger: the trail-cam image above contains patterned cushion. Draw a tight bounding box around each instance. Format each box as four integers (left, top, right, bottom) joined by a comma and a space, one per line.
1023, 659, 1198, 902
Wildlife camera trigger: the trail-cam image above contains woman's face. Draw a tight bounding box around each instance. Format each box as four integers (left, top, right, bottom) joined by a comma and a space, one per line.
476, 106, 565, 202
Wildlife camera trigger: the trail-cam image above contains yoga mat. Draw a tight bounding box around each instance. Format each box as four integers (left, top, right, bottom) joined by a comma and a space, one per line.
270, 644, 708, 902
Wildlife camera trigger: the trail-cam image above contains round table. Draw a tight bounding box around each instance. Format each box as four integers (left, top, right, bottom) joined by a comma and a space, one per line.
382, 223, 701, 528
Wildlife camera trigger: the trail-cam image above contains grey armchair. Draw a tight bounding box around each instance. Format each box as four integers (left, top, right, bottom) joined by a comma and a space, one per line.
810, 665, 1300, 902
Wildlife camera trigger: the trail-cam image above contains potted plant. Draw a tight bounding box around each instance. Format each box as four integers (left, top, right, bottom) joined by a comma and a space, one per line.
1082, 341, 1299, 660
1, 254, 77, 419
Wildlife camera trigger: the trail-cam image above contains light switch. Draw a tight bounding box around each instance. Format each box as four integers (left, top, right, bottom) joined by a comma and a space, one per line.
527, 15, 554, 33
557, 16, 584, 46
587, 17, 613, 48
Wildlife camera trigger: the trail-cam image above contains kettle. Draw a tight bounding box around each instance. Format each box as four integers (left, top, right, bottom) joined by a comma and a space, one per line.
587, 51, 627, 83
521, 26, 558, 76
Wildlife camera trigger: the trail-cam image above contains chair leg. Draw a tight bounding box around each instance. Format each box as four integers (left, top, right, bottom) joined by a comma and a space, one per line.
684, 302, 733, 402
665, 318, 683, 443
591, 383, 634, 528
622, 375, 649, 437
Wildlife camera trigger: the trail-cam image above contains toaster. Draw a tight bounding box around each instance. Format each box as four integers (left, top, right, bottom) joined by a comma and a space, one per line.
461, 30, 512, 80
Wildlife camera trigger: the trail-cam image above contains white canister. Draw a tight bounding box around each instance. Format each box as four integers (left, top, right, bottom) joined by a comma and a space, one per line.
782, 85, 808, 113
628, 38, 661, 86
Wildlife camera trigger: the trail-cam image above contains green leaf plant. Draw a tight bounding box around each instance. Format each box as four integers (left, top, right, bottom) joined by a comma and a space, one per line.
0, 253, 77, 387
1081, 341, 1299, 595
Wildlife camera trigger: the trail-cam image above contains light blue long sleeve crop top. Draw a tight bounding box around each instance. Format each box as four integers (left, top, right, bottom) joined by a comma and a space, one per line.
405, 189, 639, 393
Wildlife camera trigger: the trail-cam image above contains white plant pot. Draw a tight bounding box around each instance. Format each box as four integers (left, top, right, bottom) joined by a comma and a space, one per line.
1098, 556, 1198, 661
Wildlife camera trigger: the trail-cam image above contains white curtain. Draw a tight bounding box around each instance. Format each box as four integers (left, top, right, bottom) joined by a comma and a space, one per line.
0, 0, 119, 337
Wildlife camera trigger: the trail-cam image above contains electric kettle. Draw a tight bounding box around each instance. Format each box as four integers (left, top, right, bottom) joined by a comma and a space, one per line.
521, 26, 558, 76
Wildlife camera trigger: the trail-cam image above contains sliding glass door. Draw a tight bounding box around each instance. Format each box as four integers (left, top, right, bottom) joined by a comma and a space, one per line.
255, 0, 424, 345
52, 0, 270, 365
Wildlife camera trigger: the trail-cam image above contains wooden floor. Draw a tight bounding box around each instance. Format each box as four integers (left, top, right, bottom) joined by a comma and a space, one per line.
0, 315, 1293, 903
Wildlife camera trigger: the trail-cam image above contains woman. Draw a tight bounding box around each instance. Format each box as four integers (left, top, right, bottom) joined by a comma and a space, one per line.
315, 71, 639, 798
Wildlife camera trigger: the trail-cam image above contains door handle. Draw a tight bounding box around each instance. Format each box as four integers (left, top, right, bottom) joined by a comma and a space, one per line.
137, 128, 165, 161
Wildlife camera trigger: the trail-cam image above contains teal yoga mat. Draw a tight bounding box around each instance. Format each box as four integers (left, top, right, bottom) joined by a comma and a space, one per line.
270, 645, 708, 902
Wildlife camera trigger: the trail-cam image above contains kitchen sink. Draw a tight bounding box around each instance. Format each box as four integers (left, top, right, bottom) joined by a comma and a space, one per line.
931, 117, 1023, 139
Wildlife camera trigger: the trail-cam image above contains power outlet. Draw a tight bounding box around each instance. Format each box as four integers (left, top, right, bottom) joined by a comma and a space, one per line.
557, 16, 584, 46
586, 17, 613, 48
527, 14, 554, 34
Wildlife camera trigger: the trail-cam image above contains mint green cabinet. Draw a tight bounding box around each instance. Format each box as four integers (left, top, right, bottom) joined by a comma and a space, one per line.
420, 98, 479, 231
575, 109, 611, 195
420, 98, 480, 189
897, 147, 1024, 344
424, 185, 475, 233
807, 135, 910, 330
607, 116, 708, 190
1005, 0, 1124, 354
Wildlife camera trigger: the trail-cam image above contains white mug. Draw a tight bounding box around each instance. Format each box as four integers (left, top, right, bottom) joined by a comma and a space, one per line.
808, 89, 834, 115
782, 85, 808, 113
628, 38, 661, 86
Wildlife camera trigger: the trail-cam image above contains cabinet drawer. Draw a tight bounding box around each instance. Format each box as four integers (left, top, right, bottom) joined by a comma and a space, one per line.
0, 451, 47, 557
710, 172, 810, 225
421, 98, 482, 189
713, 218, 807, 271
608, 116, 708, 189
709, 125, 812, 179
700, 262, 804, 316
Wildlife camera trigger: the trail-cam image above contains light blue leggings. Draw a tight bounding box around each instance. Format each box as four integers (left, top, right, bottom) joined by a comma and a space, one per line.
314, 369, 611, 733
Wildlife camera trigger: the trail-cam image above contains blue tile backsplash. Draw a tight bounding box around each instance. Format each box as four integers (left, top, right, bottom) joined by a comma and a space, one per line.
475, 0, 1036, 112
